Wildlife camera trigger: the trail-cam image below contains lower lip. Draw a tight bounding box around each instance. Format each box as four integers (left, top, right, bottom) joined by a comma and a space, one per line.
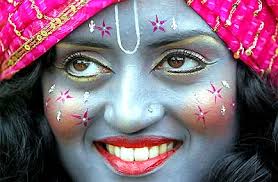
94, 142, 181, 176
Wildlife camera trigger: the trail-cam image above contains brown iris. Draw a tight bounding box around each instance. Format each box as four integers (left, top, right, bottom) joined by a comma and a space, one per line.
167, 56, 185, 68
73, 60, 89, 71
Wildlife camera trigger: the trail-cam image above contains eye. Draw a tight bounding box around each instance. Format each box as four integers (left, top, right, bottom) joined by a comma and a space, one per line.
155, 49, 213, 74
65, 52, 112, 77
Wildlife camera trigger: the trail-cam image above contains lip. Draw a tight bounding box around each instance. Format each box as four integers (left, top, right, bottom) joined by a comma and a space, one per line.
94, 136, 182, 176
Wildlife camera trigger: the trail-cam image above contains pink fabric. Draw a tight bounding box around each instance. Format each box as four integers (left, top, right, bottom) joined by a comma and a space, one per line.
0, 0, 124, 80
0, 0, 277, 86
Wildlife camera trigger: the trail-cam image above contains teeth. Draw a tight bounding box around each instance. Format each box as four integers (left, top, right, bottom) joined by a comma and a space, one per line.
159, 144, 167, 154
134, 147, 149, 161
114, 146, 121, 158
167, 142, 174, 151
105, 142, 176, 161
106, 144, 115, 155
120, 147, 134, 161
149, 146, 159, 158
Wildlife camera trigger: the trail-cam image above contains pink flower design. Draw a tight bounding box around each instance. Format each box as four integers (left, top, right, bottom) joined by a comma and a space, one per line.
71, 109, 93, 127
149, 15, 167, 32
194, 106, 209, 128
207, 83, 223, 104
56, 89, 74, 103
96, 20, 112, 38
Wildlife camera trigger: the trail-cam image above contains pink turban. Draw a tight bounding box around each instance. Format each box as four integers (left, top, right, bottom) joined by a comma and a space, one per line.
0, 0, 277, 85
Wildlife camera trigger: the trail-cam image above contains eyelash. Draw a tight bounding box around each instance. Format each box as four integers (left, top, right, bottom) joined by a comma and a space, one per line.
154, 49, 215, 73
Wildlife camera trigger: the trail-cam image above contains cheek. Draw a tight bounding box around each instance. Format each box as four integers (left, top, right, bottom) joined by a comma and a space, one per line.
44, 89, 89, 140
178, 82, 236, 136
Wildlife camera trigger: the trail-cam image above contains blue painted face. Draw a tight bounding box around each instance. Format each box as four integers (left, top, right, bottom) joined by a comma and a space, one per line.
42, 0, 237, 181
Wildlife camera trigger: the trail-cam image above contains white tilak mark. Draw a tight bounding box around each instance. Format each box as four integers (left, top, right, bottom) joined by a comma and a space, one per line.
221, 105, 226, 116
48, 84, 56, 94
57, 110, 62, 122
221, 81, 230, 88
171, 17, 178, 30
115, 0, 140, 54
83, 91, 90, 103
89, 20, 95, 33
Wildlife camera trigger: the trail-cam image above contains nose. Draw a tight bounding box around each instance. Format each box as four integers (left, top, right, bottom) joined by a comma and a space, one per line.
104, 65, 165, 134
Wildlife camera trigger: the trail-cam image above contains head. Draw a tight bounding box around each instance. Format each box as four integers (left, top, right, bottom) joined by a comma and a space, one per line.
41, 0, 240, 181
0, 0, 278, 182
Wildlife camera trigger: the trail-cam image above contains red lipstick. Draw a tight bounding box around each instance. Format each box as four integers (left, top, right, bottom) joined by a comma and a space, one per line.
94, 136, 182, 176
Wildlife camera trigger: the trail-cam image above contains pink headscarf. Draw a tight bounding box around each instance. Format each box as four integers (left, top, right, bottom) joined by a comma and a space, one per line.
0, 0, 277, 85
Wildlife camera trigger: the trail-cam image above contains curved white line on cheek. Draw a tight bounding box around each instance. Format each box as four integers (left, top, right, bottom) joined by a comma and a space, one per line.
115, 0, 141, 54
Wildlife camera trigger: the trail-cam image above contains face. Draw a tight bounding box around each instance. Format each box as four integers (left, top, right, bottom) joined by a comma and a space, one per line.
42, 0, 237, 181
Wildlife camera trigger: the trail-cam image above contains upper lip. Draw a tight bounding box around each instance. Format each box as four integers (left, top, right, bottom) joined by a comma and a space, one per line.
95, 136, 179, 148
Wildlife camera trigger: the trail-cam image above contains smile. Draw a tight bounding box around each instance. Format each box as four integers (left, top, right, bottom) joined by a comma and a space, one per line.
94, 136, 182, 176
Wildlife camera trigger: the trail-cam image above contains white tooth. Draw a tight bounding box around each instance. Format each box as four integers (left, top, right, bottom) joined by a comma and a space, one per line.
159, 144, 167, 154
167, 142, 174, 151
120, 147, 134, 161
114, 146, 121, 158
149, 146, 159, 158
106, 144, 115, 155
134, 147, 149, 161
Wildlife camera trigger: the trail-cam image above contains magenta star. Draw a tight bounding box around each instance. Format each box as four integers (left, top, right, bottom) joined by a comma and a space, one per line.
195, 106, 209, 128
71, 109, 92, 127
207, 83, 223, 104
149, 15, 167, 32
56, 89, 73, 103
96, 20, 112, 38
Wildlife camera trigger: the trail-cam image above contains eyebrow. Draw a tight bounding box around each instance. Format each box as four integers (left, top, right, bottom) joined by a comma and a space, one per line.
147, 30, 221, 48
60, 38, 111, 49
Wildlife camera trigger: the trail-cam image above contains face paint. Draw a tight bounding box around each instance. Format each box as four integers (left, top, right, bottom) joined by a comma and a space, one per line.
171, 17, 178, 30
96, 20, 112, 38
222, 80, 230, 88
42, 0, 238, 181
56, 110, 62, 122
83, 91, 90, 103
56, 89, 74, 104
194, 105, 210, 128
207, 82, 223, 104
149, 15, 167, 32
89, 20, 96, 33
115, 0, 140, 54
48, 84, 56, 94
71, 109, 92, 127
221, 105, 227, 116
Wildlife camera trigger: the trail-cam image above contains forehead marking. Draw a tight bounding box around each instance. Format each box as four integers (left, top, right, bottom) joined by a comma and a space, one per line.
115, 0, 140, 54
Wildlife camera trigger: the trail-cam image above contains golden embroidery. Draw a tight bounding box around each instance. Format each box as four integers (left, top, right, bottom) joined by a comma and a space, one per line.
8, 13, 28, 41
272, 18, 278, 41
265, 48, 278, 75
2, 0, 89, 73
254, 0, 262, 17
233, 43, 244, 59
225, 0, 241, 27
213, 16, 220, 32
245, 22, 264, 56
187, 0, 194, 6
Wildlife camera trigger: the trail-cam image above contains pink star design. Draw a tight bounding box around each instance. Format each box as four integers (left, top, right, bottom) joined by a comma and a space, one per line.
56, 89, 73, 103
71, 109, 93, 127
96, 20, 112, 38
149, 15, 167, 32
195, 106, 209, 128
207, 83, 223, 104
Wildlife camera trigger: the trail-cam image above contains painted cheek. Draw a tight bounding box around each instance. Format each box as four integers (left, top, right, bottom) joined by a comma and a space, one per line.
179, 82, 236, 136
44, 89, 90, 140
